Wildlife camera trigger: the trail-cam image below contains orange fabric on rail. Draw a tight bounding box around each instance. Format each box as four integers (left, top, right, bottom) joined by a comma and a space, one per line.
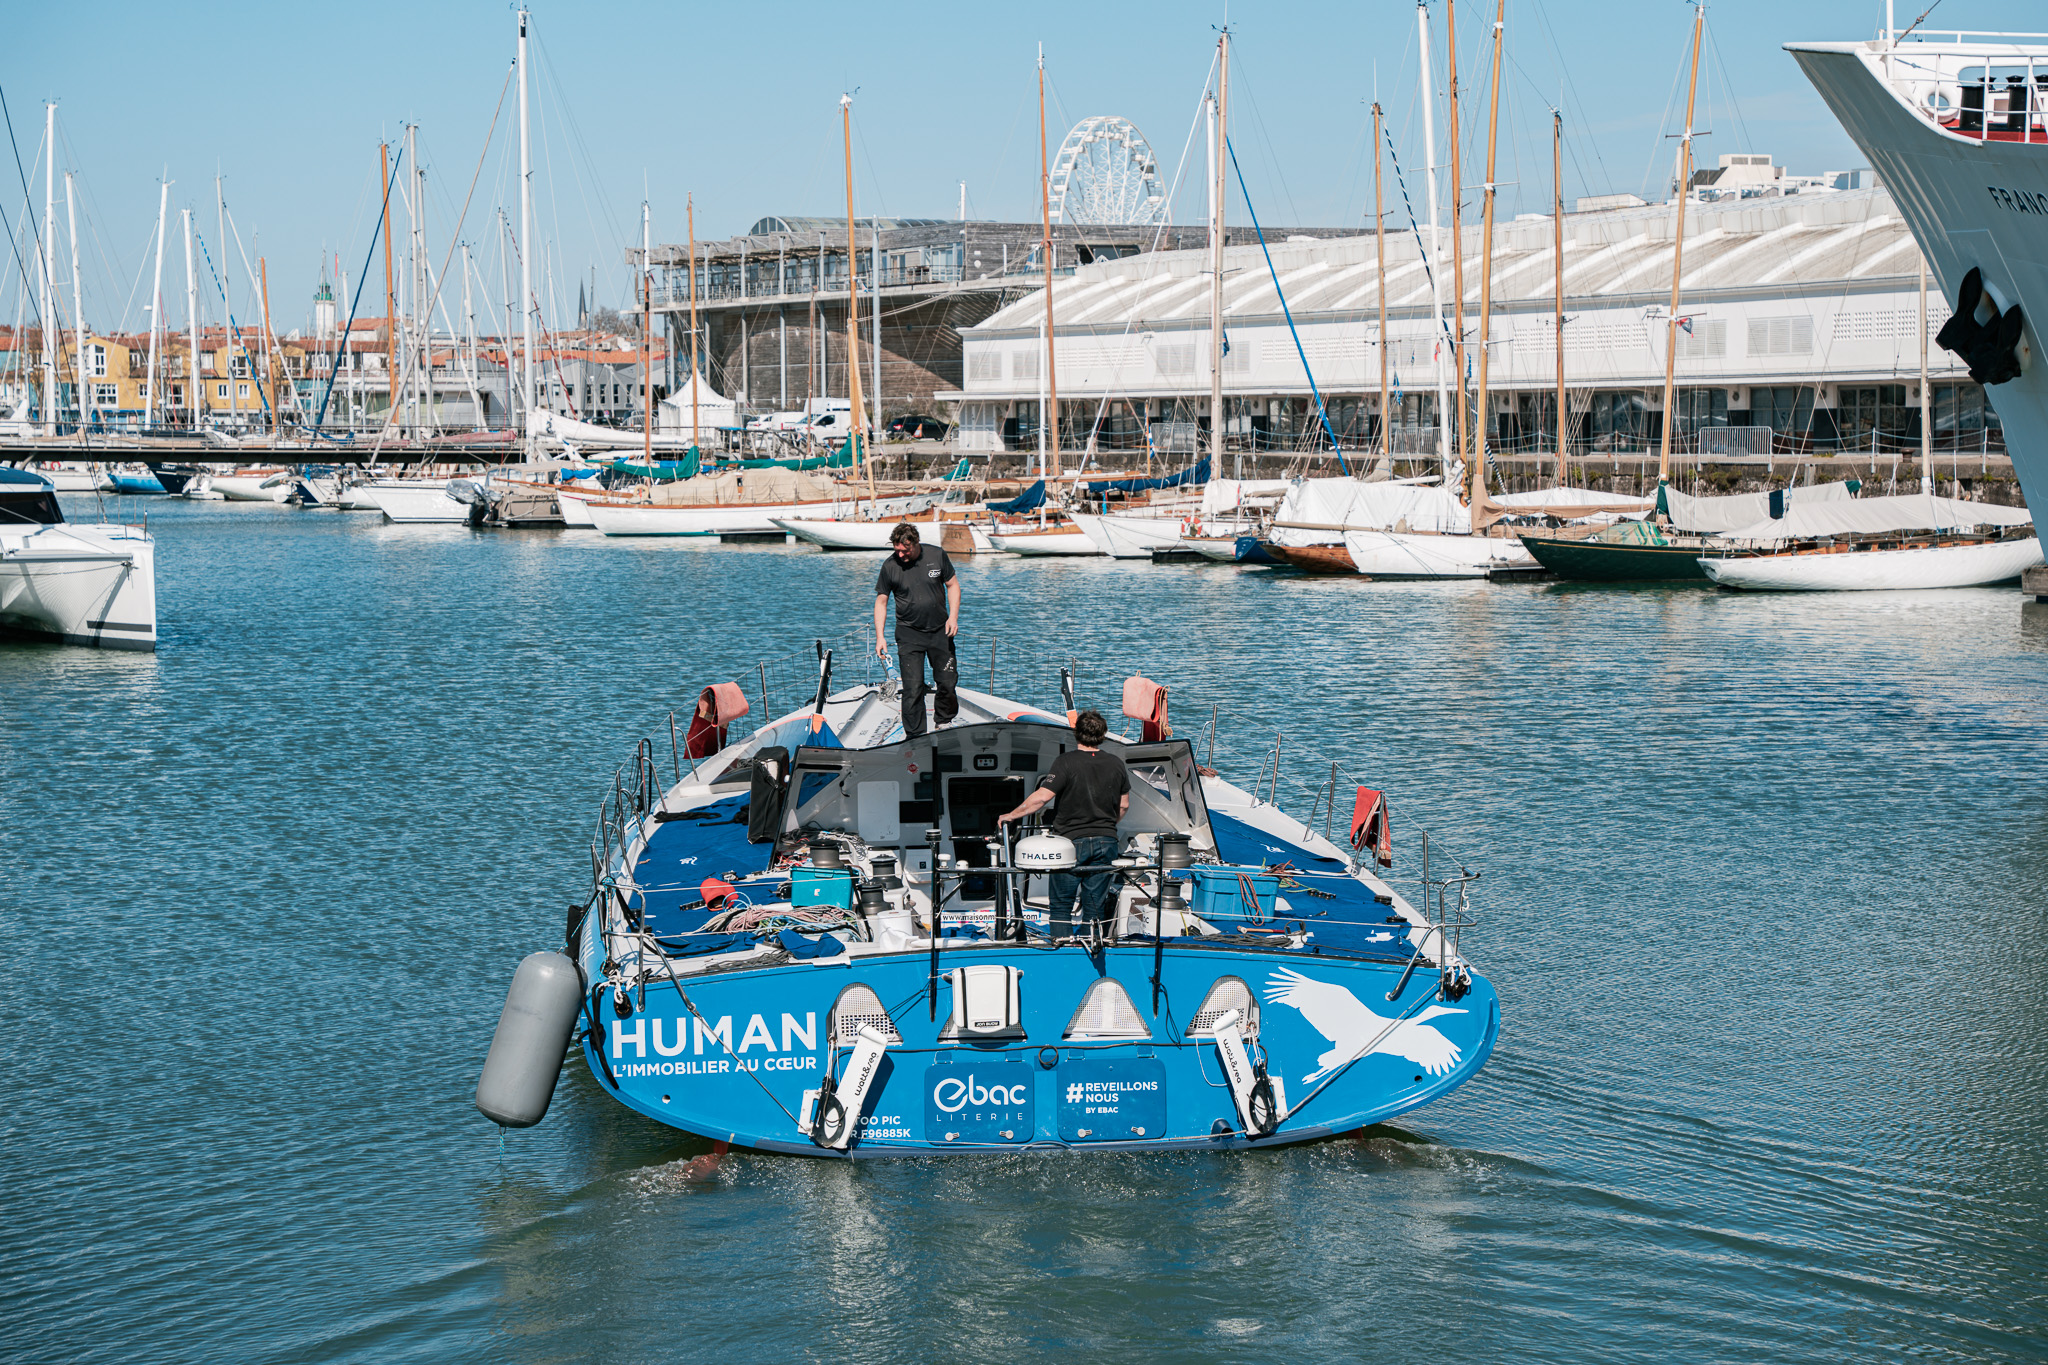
685, 683, 751, 757
1121, 676, 1171, 742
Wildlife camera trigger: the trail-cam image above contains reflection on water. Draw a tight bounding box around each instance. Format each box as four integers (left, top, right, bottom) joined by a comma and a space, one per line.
3, 496, 2046, 1363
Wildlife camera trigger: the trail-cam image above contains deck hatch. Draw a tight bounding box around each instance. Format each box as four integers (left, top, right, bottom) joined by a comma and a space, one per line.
1186, 976, 1259, 1041
1063, 979, 1152, 1040
829, 984, 902, 1047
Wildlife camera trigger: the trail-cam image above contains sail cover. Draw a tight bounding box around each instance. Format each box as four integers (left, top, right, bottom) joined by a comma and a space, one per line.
1083, 456, 1211, 495
987, 479, 1047, 515
1662, 480, 1854, 534
1721, 492, 2033, 542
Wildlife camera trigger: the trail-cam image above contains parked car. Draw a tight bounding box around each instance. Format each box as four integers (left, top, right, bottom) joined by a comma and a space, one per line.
886, 414, 949, 440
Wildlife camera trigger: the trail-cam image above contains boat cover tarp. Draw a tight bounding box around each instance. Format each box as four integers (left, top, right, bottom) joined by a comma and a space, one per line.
1491, 487, 1655, 512
1271, 477, 1472, 543
1200, 478, 1293, 517
1084, 456, 1210, 495
648, 467, 845, 506
1722, 492, 2034, 542
987, 479, 1047, 515
611, 449, 702, 481
1662, 480, 1854, 534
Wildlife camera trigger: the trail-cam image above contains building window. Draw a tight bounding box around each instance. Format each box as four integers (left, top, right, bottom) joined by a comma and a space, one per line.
230, 354, 251, 378
216, 383, 229, 399
1153, 343, 1196, 378
1672, 387, 1728, 434
1933, 383, 2001, 437
1011, 349, 1039, 381
1751, 385, 1815, 434
967, 351, 1000, 382
203, 352, 217, 373
236, 382, 251, 400
85, 343, 107, 378
1588, 390, 1650, 446
92, 383, 118, 408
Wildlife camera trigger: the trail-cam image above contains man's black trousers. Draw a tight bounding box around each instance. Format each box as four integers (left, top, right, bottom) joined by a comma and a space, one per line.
897, 632, 958, 738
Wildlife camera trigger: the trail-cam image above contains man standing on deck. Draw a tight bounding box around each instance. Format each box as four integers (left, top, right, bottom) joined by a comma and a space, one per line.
998, 709, 1130, 940
875, 523, 959, 738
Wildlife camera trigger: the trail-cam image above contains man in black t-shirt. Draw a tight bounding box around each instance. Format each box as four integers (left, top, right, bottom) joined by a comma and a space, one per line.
999, 709, 1130, 939
874, 522, 959, 738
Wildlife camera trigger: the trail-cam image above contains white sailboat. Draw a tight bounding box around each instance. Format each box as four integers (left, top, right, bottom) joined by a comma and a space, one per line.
1699, 493, 2038, 591
0, 469, 157, 649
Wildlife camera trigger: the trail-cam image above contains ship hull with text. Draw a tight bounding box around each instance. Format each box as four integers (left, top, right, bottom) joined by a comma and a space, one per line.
486, 656, 1497, 1158
1790, 31, 2048, 504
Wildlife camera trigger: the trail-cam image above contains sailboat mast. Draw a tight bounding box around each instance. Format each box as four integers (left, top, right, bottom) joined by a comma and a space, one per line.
1470, 0, 1503, 520
842, 95, 872, 501
217, 175, 229, 424
259, 256, 274, 429
1373, 101, 1389, 466
1446, 0, 1469, 472
518, 7, 535, 438
498, 211, 515, 430
1554, 109, 1567, 487
379, 141, 398, 426
1039, 45, 1060, 479
459, 242, 483, 432
1919, 257, 1931, 493
183, 208, 203, 435
688, 195, 700, 449
146, 179, 168, 428
1417, 5, 1448, 471
65, 173, 86, 431
1210, 31, 1230, 479
40, 103, 55, 438
1658, 1, 1705, 493
413, 124, 433, 436
642, 199, 652, 463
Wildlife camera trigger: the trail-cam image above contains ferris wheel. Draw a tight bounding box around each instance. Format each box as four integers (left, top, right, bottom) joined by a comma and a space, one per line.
1047, 116, 1168, 227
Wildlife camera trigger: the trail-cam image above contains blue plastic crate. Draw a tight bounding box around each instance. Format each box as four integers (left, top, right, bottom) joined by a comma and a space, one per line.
791, 866, 854, 911
1189, 865, 1279, 927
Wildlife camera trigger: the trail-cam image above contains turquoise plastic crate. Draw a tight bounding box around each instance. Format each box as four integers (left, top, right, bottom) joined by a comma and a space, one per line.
1189, 865, 1279, 926
791, 866, 854, 911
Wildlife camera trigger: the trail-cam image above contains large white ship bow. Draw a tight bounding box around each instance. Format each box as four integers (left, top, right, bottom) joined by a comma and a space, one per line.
1789, 34, 2048, 501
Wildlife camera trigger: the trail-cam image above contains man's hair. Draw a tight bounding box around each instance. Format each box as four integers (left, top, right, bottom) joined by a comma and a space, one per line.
1073, 709, 1109, 746
889, 522, 921, 548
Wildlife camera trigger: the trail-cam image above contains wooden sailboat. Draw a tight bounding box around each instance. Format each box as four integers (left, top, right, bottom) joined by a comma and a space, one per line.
1517, 3, 1721, 582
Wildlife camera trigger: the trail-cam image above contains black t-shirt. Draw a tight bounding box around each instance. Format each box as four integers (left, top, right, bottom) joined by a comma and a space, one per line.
874, 543, 956, 639
1043, 747, 1130, 840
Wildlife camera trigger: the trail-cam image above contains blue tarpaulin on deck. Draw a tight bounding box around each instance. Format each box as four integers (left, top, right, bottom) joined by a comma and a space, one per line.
1083, 456, 1210, 495
987, 479, 1047, 514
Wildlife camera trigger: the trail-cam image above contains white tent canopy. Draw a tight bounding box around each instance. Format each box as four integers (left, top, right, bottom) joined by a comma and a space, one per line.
1271, 477, 1471, 543
1200, 478, 1293, 517
658, 374, 739, 435
1723, 492, 2033, 543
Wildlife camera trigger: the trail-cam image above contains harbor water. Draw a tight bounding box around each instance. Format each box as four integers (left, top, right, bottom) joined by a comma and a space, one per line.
5, 495, 2046, 1363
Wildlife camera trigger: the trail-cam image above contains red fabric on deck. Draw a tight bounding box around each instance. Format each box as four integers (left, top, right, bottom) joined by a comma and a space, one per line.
1350, 787, 1392, 867
684, 683, 751, 758
1121, 675, 1171, 742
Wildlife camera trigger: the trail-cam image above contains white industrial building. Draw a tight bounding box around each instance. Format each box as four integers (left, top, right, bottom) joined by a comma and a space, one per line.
945, 186, 2001, 462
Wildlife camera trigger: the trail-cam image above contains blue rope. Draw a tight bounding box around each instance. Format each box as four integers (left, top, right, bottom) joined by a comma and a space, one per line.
312, 146, 403, 440
1225, 136, 1348, 474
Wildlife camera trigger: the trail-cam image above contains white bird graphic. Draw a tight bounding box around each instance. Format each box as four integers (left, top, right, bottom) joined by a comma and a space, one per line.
1264, 968, 1468, 1085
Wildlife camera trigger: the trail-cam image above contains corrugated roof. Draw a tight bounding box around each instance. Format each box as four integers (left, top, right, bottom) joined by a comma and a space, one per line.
975, 187, 1920, 333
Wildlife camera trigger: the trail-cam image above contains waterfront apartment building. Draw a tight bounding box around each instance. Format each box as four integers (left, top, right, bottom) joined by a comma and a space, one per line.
946, 186, 1999, 461
0, 324, 307, 430
633, 216, 1352, 420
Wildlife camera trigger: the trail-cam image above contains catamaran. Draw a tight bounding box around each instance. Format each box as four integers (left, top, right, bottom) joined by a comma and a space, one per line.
474, 650, 1498, 1156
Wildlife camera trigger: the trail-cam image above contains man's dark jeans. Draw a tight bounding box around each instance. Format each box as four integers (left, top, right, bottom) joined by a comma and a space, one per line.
897, 632, 958, 738
1048, 834, 1120, 939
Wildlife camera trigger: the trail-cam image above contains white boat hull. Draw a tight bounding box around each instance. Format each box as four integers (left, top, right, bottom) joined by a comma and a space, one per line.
556, 487, 603, 527
211, 472, 291, 503
590, 494, 925, 537
772, 509, 964, 550
0, 522, 157, 649
1340, 529, 1538, 579
986, 526, 1101, 556
362, 480, 467, 523
1069, 512, 1190, 558
39, 466, 112, 492
1181, 535, 1246, 562
1700, 537, 2043, 591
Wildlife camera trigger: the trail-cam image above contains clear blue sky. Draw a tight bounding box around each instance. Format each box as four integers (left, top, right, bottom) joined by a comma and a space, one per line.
3, 0, 2036, 339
